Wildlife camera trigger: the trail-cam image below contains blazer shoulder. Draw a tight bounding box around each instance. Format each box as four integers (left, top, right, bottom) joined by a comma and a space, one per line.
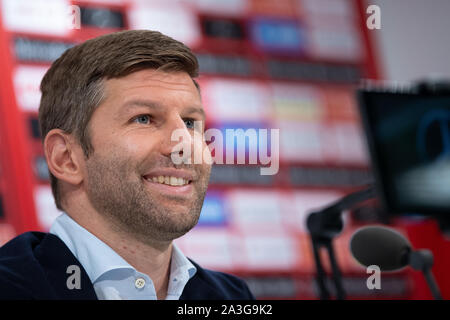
0, 274, 35, 299
0, 231, 98, 300
0, 232, 49, 299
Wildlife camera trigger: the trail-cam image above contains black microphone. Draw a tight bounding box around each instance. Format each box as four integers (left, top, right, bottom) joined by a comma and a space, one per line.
350, 226, 442, 299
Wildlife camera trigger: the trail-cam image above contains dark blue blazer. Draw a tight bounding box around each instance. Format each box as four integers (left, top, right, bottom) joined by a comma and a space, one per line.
0, 232, 254, 300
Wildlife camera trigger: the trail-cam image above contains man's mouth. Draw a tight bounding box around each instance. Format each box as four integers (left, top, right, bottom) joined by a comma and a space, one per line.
141, 169, 196, 196
144, 175, 191, 187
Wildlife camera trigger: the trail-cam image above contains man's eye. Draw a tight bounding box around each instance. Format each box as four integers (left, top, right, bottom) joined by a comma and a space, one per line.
134, 115, 151, 124
184, 119, 195, 129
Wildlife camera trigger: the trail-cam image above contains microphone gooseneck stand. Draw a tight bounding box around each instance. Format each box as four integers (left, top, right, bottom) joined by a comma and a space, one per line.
306, 186, 375, 300
409, 249, 443, 300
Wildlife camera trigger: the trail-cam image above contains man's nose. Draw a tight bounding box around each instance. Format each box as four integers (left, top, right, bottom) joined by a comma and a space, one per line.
160, 115, 193, 160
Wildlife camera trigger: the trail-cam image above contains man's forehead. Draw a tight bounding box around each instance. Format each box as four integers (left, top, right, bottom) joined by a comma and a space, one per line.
99, 69, 201, 110
106, 69, 198, 92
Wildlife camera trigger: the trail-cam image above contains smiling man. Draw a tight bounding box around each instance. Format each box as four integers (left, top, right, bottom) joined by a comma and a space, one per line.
0, 30, 254, 300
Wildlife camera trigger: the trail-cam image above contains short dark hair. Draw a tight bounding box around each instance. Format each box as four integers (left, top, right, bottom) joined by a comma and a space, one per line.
39, 30, 200, 210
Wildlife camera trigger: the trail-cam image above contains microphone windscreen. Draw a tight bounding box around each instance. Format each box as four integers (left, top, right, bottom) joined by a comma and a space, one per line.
350, 226, 411, 271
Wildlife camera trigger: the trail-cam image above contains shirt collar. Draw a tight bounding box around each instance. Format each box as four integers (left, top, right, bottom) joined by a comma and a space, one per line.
49, 212, 196, 284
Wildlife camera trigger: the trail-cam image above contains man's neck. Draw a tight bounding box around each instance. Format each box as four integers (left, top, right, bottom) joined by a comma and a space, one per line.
65, 204, 173, 300
104, 230, 173, 300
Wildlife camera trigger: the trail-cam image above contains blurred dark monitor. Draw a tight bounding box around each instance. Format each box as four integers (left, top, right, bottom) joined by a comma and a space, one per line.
80, 6, 125, 29
202, 17, 244, 40
358, 87, 450, 215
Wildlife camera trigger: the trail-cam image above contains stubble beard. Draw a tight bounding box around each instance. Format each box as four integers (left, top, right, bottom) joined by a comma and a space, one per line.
84, 151, 210, 245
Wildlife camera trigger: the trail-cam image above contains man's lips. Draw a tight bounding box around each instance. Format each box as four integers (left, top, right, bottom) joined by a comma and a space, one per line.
142, 168, 196, 196
142, 168, 195, 182
142, 176, 194, 196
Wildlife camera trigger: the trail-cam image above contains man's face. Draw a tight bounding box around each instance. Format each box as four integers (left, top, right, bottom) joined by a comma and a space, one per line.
83, 69, 211, 243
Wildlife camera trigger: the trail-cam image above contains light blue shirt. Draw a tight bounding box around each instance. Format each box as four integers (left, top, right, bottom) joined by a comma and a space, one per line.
49, 213, 196, 300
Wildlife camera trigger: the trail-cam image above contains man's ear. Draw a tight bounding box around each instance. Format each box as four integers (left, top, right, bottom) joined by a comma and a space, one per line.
44, 129, 85, 186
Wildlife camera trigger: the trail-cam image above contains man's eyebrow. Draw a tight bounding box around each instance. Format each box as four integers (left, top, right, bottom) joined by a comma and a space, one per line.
121, 99, 206, 120
121, 99, 164, 112
184, 106, 206, 121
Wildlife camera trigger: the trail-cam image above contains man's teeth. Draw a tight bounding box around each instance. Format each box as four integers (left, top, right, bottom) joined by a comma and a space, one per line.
147, 176, 190, 186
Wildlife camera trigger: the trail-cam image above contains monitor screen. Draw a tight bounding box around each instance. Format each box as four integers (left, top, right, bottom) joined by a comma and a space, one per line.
358, 89, 450, 215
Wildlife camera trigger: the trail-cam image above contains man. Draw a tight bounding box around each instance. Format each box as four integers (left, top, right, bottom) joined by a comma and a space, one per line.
0, 30, 254, 300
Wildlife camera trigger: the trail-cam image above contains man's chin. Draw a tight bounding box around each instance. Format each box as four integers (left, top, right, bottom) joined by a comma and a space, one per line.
140, 222, 197, 243
138, 209, 199, 241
